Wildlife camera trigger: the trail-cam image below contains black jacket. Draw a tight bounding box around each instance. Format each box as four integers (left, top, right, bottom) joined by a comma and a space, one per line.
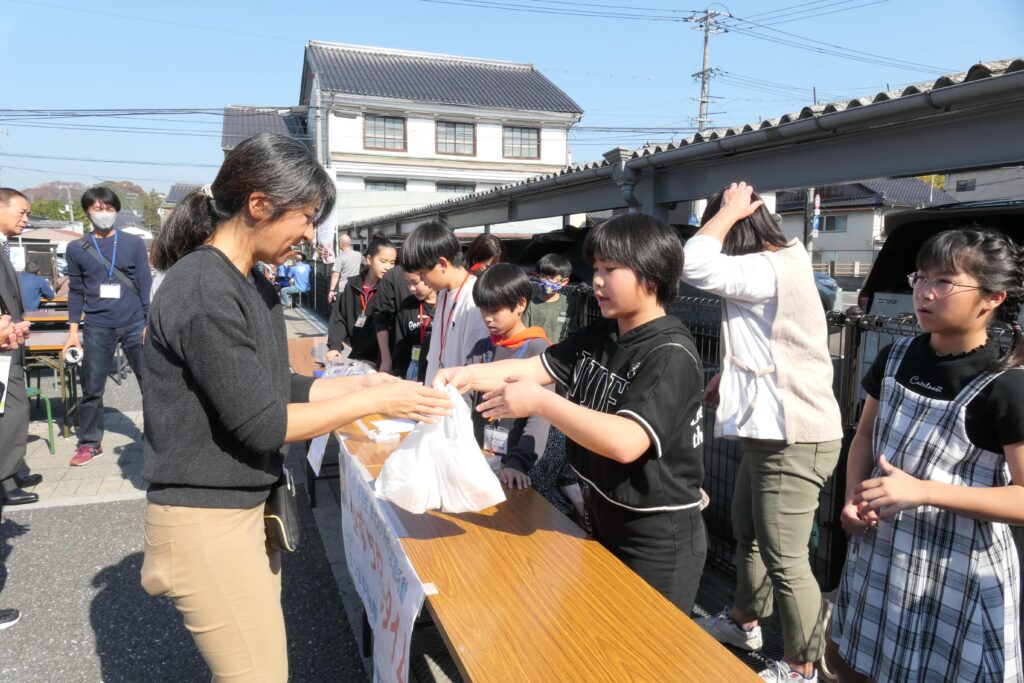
327, 273, 384, 365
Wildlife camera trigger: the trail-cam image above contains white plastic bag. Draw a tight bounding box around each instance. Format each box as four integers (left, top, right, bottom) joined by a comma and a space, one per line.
376, 387, 506, 514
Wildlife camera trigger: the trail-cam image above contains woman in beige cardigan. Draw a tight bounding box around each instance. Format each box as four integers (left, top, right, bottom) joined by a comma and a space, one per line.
684, 182, 843, 683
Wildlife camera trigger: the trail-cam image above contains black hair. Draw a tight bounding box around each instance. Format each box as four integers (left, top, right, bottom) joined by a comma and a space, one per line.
80, 186, 122, 213
465, 233, 505, 268
25, 261, 40, 274
366, 234, 396, 259
582, 213, 683, 305
536, 253, 572, 280
151, 133, 336, 271
700, 188, 789, 256
473, 263, 532, 312
400, 221, 463, 271
0, 188, 28, 206
293, 253, 305, 262
916, 227, 1024, 371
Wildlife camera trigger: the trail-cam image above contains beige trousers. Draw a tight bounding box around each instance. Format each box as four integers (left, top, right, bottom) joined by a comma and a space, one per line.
141, 502, 286, 683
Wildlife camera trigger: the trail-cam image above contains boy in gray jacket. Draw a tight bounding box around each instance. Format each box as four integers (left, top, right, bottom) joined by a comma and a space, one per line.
467, 264, 551, 490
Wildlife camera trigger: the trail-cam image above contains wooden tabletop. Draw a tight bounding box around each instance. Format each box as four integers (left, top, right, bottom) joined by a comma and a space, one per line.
23, 309, 70, 324
39, 295, 68, 307
25, 329, 70, 352
288, 336, 326, 376
301, 339, 760, 683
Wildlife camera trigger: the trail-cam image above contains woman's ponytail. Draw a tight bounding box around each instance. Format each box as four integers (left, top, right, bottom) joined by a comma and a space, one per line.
993, 239, 1024, 371
151, 189, 222, 271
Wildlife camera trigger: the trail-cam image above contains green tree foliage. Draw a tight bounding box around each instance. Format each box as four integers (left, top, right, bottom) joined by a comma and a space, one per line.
918, 174, 946, 191
28, 198, 87, 223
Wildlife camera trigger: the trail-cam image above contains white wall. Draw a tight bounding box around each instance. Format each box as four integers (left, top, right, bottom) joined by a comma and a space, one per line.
947, 166, 1024, 202
780, 209, 878, 263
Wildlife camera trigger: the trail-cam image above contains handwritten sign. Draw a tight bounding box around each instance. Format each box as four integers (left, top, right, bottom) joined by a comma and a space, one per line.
341, 446, 425, 683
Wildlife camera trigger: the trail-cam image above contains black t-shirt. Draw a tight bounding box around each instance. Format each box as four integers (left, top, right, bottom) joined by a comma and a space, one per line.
541, 315, 705, 511
863, 334, 1024, 453
391, 295, 434, 381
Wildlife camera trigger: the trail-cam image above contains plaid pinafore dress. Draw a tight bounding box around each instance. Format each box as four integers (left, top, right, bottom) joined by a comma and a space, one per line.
832, 337, 1022, 682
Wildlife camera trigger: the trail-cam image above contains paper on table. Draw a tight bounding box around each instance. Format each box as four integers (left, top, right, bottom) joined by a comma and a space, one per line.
307, 433, 329, 476
371, 419, 416, 433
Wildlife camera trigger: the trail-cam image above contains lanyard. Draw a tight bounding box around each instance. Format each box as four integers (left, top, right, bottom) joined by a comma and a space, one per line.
358, 287, 376, 314
436, 272, 471, 363
90, 230, 117, 282
418, 303, 433, 344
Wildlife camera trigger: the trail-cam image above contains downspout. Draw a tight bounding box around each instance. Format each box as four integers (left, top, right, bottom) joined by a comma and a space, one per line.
603, 148, 641, 212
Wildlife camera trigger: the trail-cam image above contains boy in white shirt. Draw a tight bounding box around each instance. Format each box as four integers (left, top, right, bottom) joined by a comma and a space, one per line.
399, 222, 489, 386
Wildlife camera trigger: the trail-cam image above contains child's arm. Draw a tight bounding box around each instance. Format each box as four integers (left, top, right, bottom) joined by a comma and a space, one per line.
855, 439, 1024, 525
840, 396, 879, 536
434, 355, 554, 393
478, 378, 651, 464
376, 329, 393, 374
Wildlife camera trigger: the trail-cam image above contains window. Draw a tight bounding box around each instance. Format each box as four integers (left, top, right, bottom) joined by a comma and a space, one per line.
436, 183, 475, 194
503, 126, 540, 159
956, 179, 977, 192
436, 121, 475, 156
821, 215, 848, 232
365, 179, 406, 192
364, 115, 406, 151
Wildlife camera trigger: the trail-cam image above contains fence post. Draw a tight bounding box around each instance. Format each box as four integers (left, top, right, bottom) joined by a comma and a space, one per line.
838, 305, 865, 429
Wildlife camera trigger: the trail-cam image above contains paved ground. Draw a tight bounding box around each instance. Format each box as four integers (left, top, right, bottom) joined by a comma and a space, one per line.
0, 305, 788, 682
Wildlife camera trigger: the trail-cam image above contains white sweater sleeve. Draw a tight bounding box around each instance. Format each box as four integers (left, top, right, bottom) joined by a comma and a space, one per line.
682, 235, 778, 304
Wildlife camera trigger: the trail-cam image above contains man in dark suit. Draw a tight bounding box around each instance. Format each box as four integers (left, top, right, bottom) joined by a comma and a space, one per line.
0, 188, 36, 632
0, 188, 41, 506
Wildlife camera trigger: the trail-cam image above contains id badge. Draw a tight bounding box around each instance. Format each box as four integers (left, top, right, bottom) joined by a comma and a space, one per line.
100, 283, 122, 299
484, 425, 509, 455
410, 344, 422, 362
354, 314, 367, 328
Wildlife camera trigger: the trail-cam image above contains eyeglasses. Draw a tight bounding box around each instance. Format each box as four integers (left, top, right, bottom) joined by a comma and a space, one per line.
907, 272, 983, 297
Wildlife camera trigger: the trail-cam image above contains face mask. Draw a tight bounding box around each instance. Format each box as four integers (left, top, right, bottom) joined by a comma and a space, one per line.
539, 279, 564, 296
90, 212, 116, 230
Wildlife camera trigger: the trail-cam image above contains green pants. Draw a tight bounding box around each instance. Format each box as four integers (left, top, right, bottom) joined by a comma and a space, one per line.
732, 438, 841, 663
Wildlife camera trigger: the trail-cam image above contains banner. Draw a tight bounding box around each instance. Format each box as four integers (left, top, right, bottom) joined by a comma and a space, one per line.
341, 447, 425, 683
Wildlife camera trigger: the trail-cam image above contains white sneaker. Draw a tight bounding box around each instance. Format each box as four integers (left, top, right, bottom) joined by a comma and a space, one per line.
694, 608, 763, 651
759, 660, 817, 682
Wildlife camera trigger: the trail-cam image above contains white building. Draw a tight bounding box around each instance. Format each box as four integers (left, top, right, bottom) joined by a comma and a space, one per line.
297, 41, 583, 230
946, 166, 1024, 203
774, 178, 956, 271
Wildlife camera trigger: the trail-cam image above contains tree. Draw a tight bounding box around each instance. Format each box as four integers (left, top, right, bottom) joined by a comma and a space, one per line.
918, 174, 946, 191
28, 198, 87, 223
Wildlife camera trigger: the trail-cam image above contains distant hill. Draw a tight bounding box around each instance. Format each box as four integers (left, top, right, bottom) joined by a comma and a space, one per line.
22, 180, 164, 229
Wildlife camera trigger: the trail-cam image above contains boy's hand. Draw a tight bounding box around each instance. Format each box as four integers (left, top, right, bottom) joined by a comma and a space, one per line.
720, 182, 764, 222
853, 455, 928, 520
498, 467, 531, 490
478, 377, 544, 420
433, 365, 475, 393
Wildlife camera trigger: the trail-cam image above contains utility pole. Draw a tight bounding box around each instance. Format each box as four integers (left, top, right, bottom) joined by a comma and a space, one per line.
691, 9, 724, 133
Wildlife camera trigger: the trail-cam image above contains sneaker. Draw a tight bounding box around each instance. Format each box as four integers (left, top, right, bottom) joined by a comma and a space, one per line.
694, 608, 763, 651
759, 660, 817, 682
0, 609, 20, 631
70, 445, 103, 467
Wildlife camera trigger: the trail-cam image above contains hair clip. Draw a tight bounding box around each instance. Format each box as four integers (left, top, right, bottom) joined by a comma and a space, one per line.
200, 184, 214, 199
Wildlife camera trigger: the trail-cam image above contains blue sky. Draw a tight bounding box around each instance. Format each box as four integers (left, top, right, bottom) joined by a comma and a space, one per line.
1, 0, 1021, 194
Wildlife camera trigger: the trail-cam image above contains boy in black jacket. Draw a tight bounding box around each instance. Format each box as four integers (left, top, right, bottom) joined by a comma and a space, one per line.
466, 264, 551, 489
435, 214, 707, 615
391, 270, 436, 382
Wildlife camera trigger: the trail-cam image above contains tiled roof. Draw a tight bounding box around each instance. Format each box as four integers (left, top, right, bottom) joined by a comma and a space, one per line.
349, 57, 1023, 230
775, 178, 957, 212
163, 183, 203, 205
221, 106, 308, 151
304, 41, 582, 114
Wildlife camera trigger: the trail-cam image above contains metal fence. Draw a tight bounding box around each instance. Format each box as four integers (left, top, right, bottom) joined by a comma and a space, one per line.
561, 284, 1016, 590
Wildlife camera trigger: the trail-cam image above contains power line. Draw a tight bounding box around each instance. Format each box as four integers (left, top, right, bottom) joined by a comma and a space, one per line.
0, 152, 221, 168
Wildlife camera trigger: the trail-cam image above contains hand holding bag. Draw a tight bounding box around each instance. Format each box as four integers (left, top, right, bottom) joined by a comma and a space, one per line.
376, 386, 506, 514
264, 466, 300, 552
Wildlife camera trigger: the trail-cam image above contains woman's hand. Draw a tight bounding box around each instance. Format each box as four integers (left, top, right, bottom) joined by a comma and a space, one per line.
719, 182, 764, 223
477, 377, 546, 420
498, 467, 531, 490
853, 455, 929, 520
703, 372, 722, 405
360, 372, 397, 389
369, 380, 451, 423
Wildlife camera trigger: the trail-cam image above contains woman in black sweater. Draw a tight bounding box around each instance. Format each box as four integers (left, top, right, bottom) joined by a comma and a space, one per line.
141, 133, 449, 682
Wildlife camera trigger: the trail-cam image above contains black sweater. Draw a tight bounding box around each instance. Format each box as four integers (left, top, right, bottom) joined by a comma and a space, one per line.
327, 273, 384, 365
142, 246, 314, 509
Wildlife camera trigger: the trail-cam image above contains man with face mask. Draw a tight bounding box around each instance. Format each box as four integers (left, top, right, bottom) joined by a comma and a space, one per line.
63, 187, 152, 467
